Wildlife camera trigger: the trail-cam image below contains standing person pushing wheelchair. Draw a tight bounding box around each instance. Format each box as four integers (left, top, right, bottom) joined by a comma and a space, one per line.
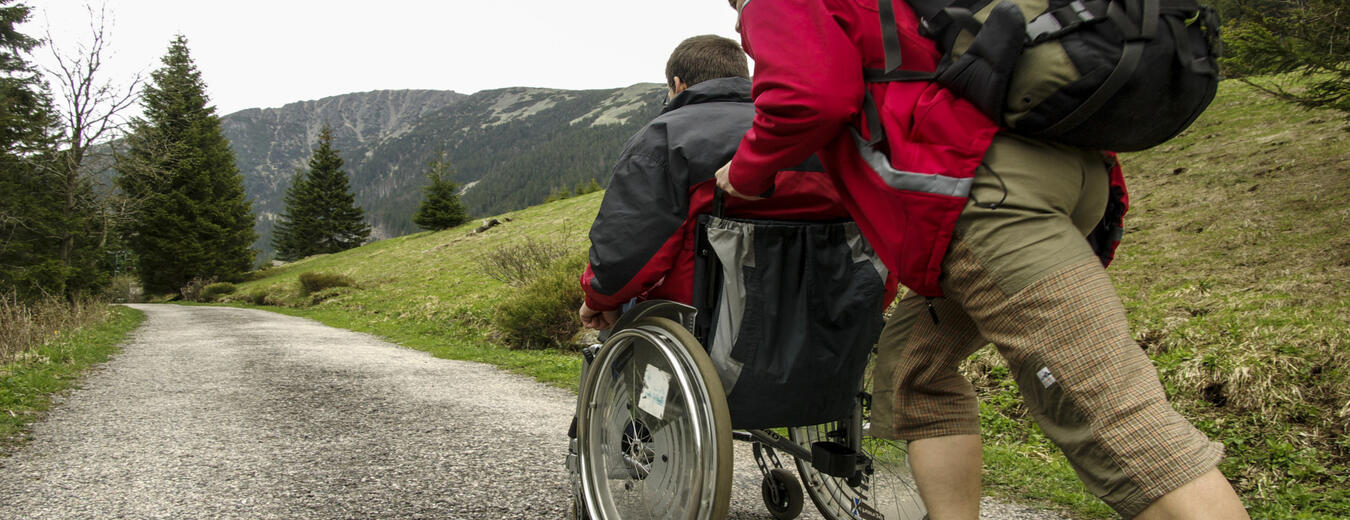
715, 0, 1248, 518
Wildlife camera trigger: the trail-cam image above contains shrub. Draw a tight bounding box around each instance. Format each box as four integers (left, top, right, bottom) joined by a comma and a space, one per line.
103, 275, 143, 303
200, 282, 237, 302
482, 236, 571, 287
308, 286, 357, 306
238, 268, 274, 282
179, 277, 215, 302
247, 290, 269, 305
262, 292, 290, 307
492, 254, 587, 350
297, 272, 355, 295
0, 293, 109, 364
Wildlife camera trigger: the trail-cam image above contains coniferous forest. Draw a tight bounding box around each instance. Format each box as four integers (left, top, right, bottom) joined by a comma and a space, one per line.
0, 1, 110, 300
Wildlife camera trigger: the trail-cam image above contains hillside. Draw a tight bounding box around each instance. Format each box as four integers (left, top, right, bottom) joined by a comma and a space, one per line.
219, 85, 665, 260
221, 89, 468, 254
219, 80, 1348, 519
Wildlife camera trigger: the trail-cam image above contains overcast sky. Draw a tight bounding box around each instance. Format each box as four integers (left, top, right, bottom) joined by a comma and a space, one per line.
27, 1, 744, 116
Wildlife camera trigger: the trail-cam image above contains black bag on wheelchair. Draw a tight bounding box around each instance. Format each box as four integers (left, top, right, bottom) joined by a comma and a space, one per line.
693, 214, 889, 430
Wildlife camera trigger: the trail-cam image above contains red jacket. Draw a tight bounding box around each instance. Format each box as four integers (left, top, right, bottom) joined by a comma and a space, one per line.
727, 0, 1000, 297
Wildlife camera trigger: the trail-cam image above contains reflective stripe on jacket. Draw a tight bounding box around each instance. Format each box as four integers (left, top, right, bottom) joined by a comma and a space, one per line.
728, 0, 1000, 296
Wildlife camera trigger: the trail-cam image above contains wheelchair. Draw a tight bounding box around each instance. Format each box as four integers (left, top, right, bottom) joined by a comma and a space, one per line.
566, 206, 928, 520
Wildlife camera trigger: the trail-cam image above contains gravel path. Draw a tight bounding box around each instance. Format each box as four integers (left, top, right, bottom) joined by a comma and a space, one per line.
0, 304, 1066, 519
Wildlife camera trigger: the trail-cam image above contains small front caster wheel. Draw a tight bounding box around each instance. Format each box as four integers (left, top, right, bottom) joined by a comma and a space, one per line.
762, 467, 805, 519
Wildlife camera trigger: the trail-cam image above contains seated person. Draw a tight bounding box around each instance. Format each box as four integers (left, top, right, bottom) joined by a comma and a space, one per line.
578, 34, 874, 330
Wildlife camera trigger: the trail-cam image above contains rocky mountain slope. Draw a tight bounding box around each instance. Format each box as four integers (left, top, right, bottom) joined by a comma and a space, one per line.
220, 85, 664, 260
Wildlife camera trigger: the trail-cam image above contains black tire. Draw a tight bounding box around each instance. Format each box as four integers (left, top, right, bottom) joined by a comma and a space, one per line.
576, 317, 733, 520
569, 497, 588, 520
762, 467, 805, 520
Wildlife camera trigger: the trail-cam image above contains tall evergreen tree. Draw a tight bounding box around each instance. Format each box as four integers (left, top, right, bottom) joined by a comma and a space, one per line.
272, 123, 370, 261
412, 152, 468, 231
115, 35, 255, 294
0, 0, 77, 299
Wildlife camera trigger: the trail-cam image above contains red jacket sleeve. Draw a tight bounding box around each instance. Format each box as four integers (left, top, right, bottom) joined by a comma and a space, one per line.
728, 0, 865, 196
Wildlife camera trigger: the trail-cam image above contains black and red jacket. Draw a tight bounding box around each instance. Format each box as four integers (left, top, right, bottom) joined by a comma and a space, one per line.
580, 77, 870, 312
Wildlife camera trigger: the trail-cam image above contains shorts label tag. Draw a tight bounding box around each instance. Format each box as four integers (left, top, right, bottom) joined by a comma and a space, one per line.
1037, 367, 1057, 388
638, 364, 671, 420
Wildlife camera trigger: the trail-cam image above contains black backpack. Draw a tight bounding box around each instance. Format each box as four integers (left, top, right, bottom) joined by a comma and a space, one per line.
877, 0, 1223, 151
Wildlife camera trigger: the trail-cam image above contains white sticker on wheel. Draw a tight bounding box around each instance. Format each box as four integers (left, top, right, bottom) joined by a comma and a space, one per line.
638, 364, 671, 420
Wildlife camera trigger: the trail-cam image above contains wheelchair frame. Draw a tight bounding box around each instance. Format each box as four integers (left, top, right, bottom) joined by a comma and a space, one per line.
565, 300, 926, 520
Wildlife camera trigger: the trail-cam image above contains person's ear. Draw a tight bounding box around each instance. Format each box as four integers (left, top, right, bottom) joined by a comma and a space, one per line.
672, 76, 689, 95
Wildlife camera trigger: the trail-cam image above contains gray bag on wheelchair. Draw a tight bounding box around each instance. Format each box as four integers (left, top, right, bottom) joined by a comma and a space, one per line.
693, 215, 889, 430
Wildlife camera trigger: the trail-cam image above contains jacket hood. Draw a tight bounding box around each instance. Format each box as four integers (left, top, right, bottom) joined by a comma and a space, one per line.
661, 77, 752, 114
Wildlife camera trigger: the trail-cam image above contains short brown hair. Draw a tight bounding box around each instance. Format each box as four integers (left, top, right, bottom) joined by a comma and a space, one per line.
665, 35, 749, 91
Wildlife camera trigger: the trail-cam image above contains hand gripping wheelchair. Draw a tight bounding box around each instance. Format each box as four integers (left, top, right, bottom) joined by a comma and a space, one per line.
566, 198, 928, 520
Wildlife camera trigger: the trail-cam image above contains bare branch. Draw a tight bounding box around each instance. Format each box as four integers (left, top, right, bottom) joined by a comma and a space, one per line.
42, 2, 143, 156
35, 1, 145, 266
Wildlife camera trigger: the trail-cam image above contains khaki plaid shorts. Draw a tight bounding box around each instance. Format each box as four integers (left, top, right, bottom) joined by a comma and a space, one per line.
870, 135, 1223, 518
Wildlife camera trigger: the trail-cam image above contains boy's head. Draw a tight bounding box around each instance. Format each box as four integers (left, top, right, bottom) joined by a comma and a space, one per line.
665, 34, 749, 98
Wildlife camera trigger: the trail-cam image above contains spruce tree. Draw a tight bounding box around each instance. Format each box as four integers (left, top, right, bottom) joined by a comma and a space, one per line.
270, 167, 310, 261
0, 1, 75, 299
412, 153, 468, 231
1222, 0, 1350, 121
115, 35, 256, 294
272, 123, 369, 261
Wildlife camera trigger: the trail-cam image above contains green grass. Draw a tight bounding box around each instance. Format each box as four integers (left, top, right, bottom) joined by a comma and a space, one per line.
245, 303, 583, 388
1113, 78, 1349, 519
956, 79, 1350, 518
0, 305, 146, 455
214, 194, 602, 389
216, 79, 1346, 518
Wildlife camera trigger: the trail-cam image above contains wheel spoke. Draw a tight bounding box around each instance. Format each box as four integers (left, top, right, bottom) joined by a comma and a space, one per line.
791, 418, 927, 520
577, 318, 731, 520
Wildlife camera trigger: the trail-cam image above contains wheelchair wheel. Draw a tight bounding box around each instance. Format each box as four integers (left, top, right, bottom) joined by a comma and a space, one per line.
762, 467, 805, 520
576, 317, 732, 520
790, 418, 926, 520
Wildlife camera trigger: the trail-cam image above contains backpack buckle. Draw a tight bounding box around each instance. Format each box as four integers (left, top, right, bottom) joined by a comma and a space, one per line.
1026, 0, 1104, 43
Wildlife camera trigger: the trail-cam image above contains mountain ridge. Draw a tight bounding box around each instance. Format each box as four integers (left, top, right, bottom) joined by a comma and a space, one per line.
219, 84, 666, 260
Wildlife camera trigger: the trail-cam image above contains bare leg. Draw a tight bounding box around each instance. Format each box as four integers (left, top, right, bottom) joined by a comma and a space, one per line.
1134, 469, 1249, 520
910, 434, 982, 520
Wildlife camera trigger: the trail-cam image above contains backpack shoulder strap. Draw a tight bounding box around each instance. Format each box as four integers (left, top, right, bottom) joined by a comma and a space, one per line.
878, 0, 905, 72
867, 0, 939, 82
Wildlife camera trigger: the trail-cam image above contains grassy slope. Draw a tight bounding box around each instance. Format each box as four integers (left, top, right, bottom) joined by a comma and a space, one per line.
227, 194, 601, 388
0, 306, 146, 455
1115, 79, 1348, 518
969, 79, 1349, 518
228, 80, 1347, 518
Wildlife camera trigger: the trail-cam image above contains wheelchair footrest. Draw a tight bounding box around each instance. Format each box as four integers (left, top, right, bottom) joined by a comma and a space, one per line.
810, 441, 858, 478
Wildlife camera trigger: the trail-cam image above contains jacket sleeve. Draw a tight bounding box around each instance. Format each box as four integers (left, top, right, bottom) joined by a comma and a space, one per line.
1087, 152, 1129, 267
728, 0, 865, 196
580, 140, 690, 311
